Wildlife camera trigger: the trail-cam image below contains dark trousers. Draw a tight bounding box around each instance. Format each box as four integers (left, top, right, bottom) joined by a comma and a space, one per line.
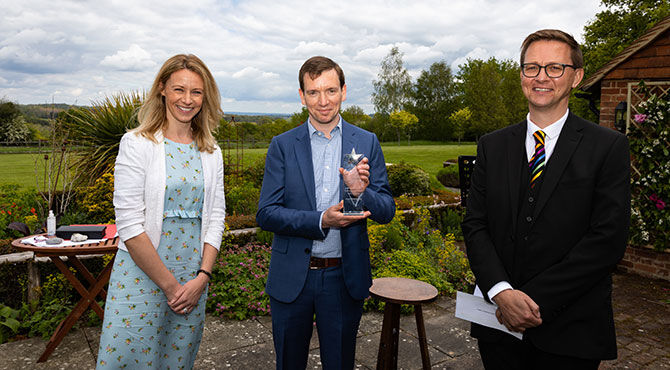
270, 266, 364, 370
478, 337, 600, 370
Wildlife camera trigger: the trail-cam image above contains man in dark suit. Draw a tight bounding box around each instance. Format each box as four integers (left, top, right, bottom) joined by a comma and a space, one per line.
257, 56, 395, 369
462, 29, 630, 369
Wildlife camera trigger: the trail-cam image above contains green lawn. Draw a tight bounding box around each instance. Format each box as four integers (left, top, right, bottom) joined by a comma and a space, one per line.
380, 144, 475, 177
0, 153, 47, 189
0, 143, 477, 189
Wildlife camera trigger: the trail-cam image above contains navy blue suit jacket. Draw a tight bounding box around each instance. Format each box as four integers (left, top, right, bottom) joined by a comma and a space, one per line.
257, 120, 395, 303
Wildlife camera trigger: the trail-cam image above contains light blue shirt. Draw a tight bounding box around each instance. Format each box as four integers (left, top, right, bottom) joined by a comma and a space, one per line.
308, 117, 342, 258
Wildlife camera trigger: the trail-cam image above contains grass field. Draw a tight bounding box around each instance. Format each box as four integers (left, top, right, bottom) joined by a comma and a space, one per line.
0, 153, 48, 189
0, 143, 476, 189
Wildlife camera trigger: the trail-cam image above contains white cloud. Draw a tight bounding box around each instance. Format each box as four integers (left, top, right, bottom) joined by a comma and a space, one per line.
100, 44, 156, 71
231, 67, 279, 80
451, 47, 493, 71
0, 0, 604, 112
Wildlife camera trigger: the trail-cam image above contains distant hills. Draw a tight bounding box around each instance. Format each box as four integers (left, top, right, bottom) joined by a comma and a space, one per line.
16, 103, 292, 126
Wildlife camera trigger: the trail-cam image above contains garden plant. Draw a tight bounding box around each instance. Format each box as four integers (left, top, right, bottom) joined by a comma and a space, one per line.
628, 83, 669, 251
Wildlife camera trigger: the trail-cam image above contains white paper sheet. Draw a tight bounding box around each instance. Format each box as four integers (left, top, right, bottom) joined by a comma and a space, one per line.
455, 291, 523, 340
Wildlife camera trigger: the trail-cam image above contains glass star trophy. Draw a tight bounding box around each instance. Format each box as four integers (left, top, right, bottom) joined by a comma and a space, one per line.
342, 148, 365, 215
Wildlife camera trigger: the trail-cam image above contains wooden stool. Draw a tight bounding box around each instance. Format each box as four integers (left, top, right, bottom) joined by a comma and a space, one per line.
369, 277, 438, 370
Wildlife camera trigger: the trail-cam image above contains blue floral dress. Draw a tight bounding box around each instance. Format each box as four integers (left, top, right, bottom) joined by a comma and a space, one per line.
97, 139, 206, 369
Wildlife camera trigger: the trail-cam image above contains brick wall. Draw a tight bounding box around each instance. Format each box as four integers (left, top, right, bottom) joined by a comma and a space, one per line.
598, 29, 670, 128
618, 245, 670, 281
598, 80, 631, 129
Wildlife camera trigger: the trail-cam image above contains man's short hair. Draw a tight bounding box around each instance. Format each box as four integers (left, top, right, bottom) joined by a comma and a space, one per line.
299, 56, 345, 91
520, 29, 584, 68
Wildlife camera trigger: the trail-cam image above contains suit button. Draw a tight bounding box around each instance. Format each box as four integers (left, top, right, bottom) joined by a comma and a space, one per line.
304, 248, 310, 254
528, 196, 534, 203
523, 236, 528, 241
526, 216, 532, 222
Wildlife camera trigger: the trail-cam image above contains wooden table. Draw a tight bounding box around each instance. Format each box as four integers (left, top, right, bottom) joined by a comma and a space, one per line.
369, 277, 439, 370
12, 234, 118, 362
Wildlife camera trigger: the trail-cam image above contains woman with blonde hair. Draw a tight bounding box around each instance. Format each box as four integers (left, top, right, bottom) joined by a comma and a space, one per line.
96, 54, 225, 369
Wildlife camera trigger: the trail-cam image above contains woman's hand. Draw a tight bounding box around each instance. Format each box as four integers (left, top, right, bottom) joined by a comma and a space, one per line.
168, 274, 209, 314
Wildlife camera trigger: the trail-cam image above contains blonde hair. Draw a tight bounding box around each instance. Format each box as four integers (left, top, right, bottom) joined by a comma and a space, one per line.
136, 54, 222, 153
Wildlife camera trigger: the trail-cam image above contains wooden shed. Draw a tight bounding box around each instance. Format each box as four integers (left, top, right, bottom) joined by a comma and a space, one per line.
579, 15, 670, 131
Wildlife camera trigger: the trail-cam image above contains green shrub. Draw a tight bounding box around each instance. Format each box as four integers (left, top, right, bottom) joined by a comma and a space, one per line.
436, 165, 459, 188
63, 92, 141, 183
19, 299, 71, 340
430, 206, 464, 241
375, 249, 451, 293
207, 243, 271, 320
241, 155, 266, 188
255, 228, 273, 245
0, 185, 44, 240
225, 179, 260, 216
368, 207, 473, 299
78, 172, 115, 224
0, 304, 20, 343
386, 161, 431, 197
15, 270, 77, 340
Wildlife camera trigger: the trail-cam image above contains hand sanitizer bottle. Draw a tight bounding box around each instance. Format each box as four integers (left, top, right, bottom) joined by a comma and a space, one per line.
47, 210, 56, 236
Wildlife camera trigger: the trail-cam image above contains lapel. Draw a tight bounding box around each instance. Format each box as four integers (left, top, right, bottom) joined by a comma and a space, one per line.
294, 122, 317, 210
507, 121, 526, 233
340, 120, 357, 200
532, 113, 584, 219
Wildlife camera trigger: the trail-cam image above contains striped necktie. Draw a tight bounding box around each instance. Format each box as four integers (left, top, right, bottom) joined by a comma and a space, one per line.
529, 130, 546, 188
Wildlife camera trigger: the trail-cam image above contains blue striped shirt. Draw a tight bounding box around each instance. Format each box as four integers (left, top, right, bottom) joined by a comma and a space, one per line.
308, 118, 342, 258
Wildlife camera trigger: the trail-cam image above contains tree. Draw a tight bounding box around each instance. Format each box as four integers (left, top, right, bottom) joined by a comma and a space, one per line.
450, 107, 472, 144
582, 0, 670, 77
572, 0, 670, 121
456, 57, 527, 139
372, 47, 412, 115
341, 105, 371, 126
362, 113, 395, 142
0, 100, 31, 142
389, 110, 419, 144
409, 61, 459, 141
290, 107, 309, 126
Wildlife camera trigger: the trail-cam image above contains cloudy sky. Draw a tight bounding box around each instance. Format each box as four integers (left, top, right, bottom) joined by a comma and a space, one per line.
1, 0, 602, 114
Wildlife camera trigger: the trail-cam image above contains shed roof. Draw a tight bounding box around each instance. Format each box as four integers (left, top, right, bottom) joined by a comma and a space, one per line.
579, 14, 670, 93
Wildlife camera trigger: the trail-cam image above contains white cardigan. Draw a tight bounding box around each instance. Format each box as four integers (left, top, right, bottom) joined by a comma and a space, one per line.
113, 130, 226, 255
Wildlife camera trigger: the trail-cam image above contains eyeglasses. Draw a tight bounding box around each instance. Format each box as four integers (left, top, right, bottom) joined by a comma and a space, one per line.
521, 63, 578, 78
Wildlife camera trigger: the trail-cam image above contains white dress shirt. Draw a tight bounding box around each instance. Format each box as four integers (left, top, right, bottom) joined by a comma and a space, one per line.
478, 109, 569, 301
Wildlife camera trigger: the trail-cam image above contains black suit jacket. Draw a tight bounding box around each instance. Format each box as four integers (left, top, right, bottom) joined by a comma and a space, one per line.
462, 113, 630, 360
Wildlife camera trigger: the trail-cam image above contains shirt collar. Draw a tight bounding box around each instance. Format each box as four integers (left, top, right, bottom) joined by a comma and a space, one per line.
307, 116, 342, 137
526, 109, 569, 140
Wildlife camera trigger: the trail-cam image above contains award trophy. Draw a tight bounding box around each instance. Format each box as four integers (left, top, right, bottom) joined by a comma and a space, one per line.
342, 148, 365, 215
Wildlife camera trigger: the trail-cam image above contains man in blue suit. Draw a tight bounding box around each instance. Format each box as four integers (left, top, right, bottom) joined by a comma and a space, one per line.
257, 56, 395, 369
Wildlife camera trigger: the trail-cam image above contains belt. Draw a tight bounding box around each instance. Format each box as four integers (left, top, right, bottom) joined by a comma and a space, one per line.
309, 257, 342, 269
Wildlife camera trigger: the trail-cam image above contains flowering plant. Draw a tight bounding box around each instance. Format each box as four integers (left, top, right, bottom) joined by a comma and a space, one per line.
206, 242, 272, 320
628, 84, 669, 251
0, 186, 45, 245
